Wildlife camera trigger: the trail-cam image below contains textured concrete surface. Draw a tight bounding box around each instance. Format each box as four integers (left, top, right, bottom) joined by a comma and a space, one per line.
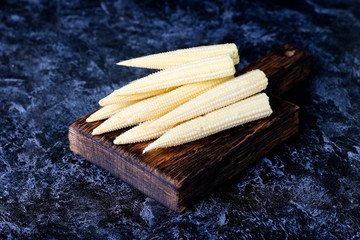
0, 0, 359, 239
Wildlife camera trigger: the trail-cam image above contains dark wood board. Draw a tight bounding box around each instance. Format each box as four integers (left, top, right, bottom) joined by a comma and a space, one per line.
69, 44, 311, 212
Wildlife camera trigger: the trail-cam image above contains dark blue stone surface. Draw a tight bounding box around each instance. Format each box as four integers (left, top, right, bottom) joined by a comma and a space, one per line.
1, 0, 359, 239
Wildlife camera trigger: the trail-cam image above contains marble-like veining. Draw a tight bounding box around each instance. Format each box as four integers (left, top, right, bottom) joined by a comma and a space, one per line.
0, 0, 359, 239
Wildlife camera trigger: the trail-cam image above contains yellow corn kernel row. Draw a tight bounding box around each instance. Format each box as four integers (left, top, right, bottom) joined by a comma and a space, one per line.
116, 43, 239, 70
113, 120, 169, 144
149, 69, 267, 129
128, 77, 230, 123
99, 88, 175, 106
143, 93, 272, 153
86, 101, 136, 122
112, 54, 235, 96
92, 77, 230, 135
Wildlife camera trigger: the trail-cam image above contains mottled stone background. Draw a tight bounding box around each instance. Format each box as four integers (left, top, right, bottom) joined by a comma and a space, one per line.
0, 0, 359, 239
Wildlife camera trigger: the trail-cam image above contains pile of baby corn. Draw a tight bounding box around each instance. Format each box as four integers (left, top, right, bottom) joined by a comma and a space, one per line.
87, 43, 272, 153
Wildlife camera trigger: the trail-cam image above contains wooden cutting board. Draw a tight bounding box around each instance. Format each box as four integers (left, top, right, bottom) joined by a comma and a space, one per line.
69, 44, 311, 212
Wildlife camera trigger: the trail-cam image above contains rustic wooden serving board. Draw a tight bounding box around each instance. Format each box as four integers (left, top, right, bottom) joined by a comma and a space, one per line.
69, 44, 311, 212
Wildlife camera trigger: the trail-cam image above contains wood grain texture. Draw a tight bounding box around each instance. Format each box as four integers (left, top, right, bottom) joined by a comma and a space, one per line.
236, 43, 311, 96
69, 44, 311, 212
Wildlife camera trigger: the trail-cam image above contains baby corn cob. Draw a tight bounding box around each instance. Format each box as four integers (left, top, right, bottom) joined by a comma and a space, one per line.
128, 77, 230, 123
113, 121, 170, 144
143, 93, 272, 153
113, 54, 235, 96
99, 88, 175, 106
92, 96, 161, 135
149, 69, 267, 129
92, 78, 228, 135
117, 43, 239, 69
86, 101, 136, 122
